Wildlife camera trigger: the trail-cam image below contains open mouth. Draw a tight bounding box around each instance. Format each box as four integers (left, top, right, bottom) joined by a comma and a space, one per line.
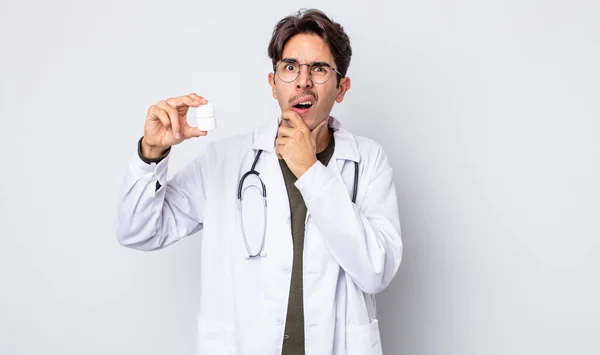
293, 101, 313, 109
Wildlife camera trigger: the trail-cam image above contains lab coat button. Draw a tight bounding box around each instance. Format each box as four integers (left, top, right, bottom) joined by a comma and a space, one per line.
277, 319, 284, 326
283, 266, 291, 274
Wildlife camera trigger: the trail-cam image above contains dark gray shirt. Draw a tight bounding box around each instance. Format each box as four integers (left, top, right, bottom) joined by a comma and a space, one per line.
279, 132, 335, 355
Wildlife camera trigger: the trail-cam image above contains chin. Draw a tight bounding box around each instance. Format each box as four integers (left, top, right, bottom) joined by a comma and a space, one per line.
304, 117, 318, 130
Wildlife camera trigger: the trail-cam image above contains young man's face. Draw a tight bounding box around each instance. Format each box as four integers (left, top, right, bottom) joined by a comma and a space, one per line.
268, 33, 351, 130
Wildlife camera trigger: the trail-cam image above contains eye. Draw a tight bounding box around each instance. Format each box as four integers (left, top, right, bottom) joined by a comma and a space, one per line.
284, 64, 297, 72
312, 66, 329, 74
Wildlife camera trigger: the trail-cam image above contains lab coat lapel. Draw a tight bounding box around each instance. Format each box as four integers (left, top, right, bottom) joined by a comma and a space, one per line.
250, 115, 361, 224
329, 117, 361, 200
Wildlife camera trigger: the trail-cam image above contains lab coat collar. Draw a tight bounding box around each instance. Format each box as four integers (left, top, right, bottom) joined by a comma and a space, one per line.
252, 116, 360, 163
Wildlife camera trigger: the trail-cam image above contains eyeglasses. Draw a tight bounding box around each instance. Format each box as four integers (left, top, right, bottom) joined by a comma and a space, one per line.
275, 60, 342, 84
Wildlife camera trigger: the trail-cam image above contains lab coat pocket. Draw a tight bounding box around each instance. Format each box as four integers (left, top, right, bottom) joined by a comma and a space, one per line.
346, 319, 383, 355
197, 316, 236, 355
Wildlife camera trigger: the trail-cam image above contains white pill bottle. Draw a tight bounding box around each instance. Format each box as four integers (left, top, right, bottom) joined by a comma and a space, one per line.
195, 102, 217, 131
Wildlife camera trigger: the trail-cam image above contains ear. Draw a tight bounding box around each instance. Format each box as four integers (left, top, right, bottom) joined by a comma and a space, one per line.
335, 77, 351, 103
268, 72, 278, 99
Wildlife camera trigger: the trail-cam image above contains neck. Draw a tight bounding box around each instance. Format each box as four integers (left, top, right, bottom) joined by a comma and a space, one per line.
315, 127, 333, 154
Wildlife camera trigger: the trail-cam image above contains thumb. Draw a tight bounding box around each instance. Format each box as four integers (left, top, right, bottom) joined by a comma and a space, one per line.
310, 118, 329, 140
183, 125, 208, 139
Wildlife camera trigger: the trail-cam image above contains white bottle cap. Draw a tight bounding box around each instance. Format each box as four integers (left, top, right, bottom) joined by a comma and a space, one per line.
196, 103, 217, 131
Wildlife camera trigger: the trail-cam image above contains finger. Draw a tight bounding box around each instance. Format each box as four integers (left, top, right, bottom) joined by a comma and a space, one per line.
275, 143, 285, 159
181, 94, 207, 108
148, 106, 171, 130
183, 125, 208, 139
165, 97, 183, 107
310, 117, 329, 139
280, 117, 293, 128
187, 93, 208, 104
165, 96, 194, 108
166, 94, 207, 108
281, 110, 308, 131
182, 95, 203, 107
277, 126, 296, 138
157, 101, 181, 139
275, 136, 290, 146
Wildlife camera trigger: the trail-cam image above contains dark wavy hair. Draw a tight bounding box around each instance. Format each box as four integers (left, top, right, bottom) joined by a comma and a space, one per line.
267, 9, 352, 86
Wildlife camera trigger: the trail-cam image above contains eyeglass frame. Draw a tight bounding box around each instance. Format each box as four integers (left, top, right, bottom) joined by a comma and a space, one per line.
273, 58, 343, 85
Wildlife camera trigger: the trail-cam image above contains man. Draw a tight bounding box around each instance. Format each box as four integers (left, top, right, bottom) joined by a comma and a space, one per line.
116, 9, 402, 355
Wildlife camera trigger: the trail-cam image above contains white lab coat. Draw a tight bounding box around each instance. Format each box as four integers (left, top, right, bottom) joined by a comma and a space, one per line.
116, 116, 402, 355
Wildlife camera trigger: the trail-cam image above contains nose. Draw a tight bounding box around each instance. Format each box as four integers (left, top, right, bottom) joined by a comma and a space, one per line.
296, 65, 313, 89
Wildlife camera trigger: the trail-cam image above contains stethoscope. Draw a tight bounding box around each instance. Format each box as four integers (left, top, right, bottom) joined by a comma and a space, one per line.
237, 149, 359, 258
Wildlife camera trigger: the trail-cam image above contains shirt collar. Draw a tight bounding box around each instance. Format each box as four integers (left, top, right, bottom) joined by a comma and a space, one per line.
252, 115, 360, 163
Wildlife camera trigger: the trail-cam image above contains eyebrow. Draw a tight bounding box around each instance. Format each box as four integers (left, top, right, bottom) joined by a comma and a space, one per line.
281, 58, 332, 67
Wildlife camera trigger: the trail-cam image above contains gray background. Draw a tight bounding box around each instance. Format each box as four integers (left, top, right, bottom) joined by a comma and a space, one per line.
1, 0, 599, 354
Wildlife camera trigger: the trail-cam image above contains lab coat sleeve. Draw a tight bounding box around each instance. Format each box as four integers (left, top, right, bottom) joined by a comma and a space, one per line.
115, 144, 211, 251
294, 145, 402, 295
